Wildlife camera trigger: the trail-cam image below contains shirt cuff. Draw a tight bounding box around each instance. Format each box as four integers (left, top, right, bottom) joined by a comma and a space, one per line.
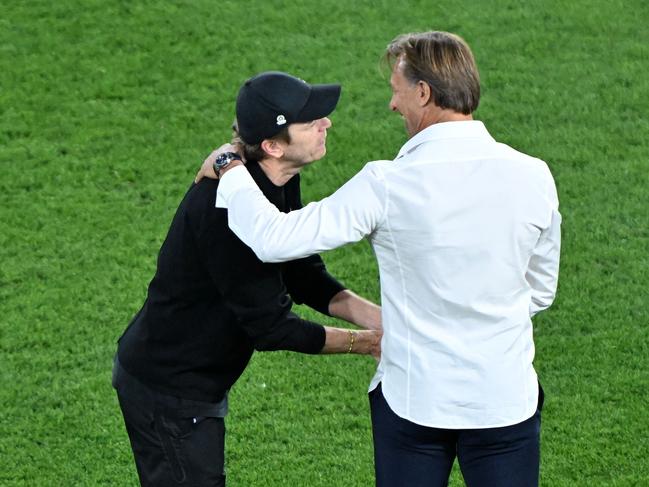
215, 165, 254, 209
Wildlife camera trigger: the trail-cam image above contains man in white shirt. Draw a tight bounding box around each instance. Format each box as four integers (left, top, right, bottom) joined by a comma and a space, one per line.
204, 31, 561, 487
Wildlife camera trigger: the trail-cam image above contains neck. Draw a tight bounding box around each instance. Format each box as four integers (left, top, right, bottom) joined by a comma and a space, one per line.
258, 158, 300, 186
414, 108, 473, 136
435, 110, 473, 124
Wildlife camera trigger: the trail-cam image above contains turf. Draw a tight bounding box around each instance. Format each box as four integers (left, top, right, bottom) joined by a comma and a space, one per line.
1, 0, 648, 485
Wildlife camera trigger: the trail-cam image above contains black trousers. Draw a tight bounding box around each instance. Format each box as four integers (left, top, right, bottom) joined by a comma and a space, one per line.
113, 359, 226, 486
370, 383, 543, 487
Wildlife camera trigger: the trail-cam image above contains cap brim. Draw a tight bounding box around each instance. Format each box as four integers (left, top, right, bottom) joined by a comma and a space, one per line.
295, 84, 341, 122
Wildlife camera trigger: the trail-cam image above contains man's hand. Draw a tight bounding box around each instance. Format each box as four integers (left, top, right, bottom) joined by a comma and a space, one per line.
357, 329, 383, 361
194, 143, 244, 183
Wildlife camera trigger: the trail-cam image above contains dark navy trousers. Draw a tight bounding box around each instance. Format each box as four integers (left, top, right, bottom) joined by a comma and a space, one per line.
370, 384, 543, 487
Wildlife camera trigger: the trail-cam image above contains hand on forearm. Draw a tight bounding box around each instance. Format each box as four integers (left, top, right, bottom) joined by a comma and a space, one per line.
328, 290, 382, 331
321, 326, 382, 360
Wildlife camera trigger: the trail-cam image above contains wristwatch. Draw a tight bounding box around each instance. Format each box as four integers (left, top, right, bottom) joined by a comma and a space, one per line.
213, 152, 242, 175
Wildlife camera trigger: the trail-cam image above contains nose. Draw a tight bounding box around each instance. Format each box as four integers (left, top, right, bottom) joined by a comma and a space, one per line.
320, 117, 332, 129
389, 98, 398, 112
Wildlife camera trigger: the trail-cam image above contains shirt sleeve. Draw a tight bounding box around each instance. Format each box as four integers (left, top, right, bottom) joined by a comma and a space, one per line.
216, 162, 388, 263
526, 168, 562, 317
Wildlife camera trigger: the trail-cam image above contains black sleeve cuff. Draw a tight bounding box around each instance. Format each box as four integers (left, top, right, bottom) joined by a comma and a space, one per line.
249, 312, 326, 354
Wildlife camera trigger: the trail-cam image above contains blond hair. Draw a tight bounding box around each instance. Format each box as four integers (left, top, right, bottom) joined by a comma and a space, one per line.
385, 31, 480, 114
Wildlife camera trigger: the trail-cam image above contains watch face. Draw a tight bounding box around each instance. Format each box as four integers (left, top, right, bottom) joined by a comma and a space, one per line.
215, 153, 232, 169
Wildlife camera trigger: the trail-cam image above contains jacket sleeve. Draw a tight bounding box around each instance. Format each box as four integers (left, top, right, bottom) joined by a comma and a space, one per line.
194, 191, 325, 354
282, 255, 345, 316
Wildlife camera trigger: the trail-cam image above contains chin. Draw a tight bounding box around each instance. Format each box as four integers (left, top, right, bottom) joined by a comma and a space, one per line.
312, 147, 327, 161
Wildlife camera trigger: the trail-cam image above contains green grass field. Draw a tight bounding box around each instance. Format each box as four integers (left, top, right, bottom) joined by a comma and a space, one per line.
2, 0, 648, 485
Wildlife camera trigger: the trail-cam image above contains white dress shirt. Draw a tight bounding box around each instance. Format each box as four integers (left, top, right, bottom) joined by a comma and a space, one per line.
217, 121, 561, 428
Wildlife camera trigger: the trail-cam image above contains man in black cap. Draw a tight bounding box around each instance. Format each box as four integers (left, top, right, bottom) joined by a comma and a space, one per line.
112, 71, 382, 487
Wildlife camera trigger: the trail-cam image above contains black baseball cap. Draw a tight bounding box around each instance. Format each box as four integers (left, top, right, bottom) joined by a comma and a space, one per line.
235, 71, 341, 145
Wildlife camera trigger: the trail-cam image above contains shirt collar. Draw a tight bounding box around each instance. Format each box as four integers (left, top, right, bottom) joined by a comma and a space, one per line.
395, 120, 493, 159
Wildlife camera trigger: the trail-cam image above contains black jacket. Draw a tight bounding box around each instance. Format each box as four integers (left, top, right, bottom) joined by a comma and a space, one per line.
117, 161, 345, 402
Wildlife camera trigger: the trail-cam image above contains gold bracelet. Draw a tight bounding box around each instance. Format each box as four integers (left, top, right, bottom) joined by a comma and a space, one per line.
347, 329, 356, 353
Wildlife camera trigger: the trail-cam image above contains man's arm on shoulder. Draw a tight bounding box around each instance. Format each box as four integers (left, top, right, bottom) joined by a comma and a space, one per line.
217, 162, 387, 263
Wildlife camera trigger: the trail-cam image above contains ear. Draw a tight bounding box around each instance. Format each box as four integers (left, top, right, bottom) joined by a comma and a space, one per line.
417, 80, 432, 107
261, 139, 285, 159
